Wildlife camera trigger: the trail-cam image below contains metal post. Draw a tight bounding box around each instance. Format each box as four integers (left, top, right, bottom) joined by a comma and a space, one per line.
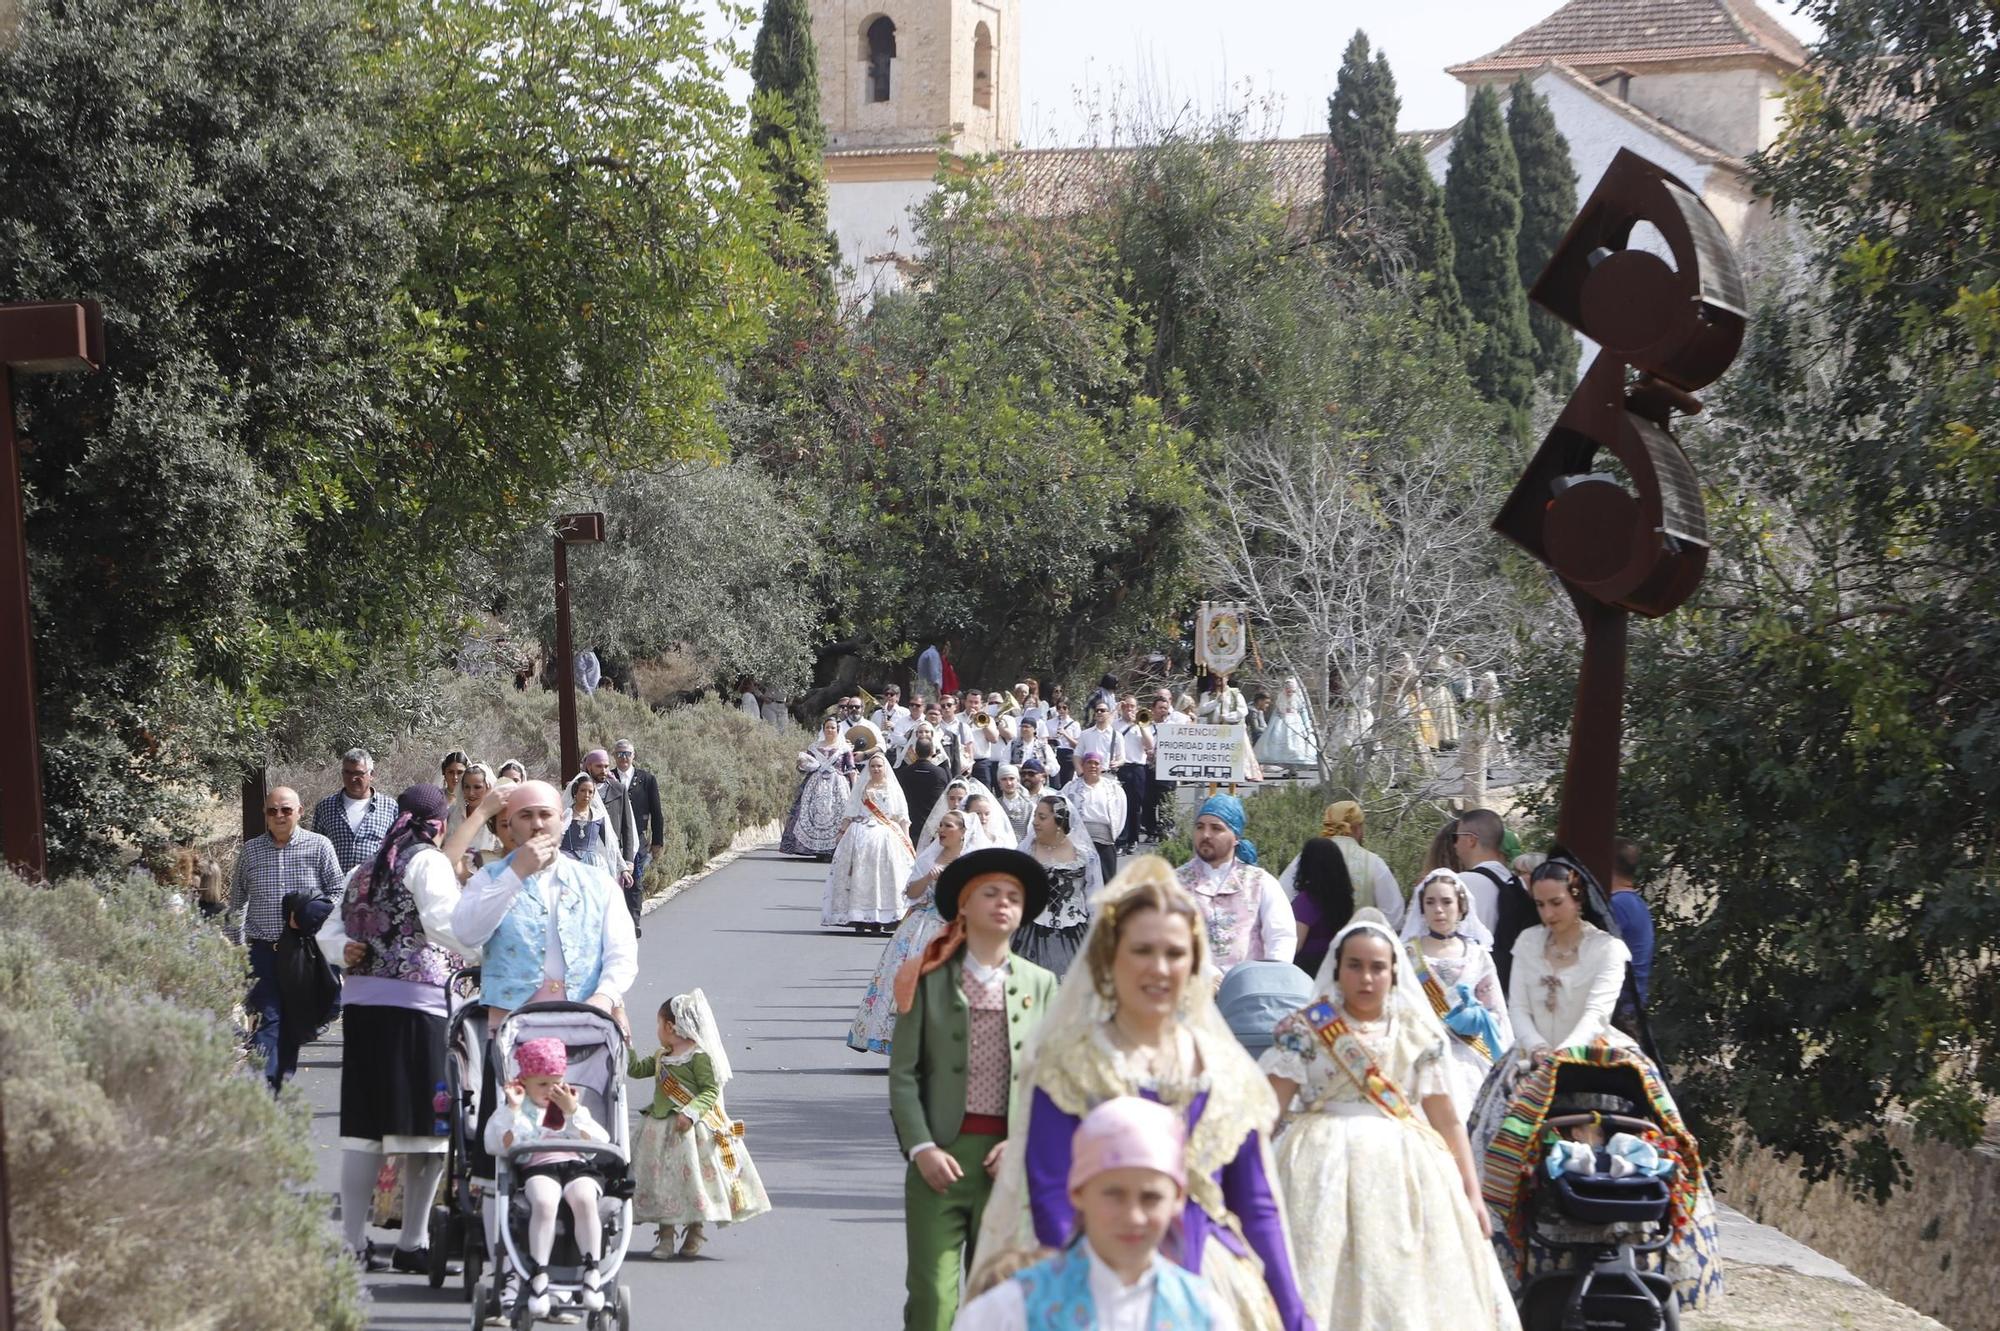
240, 768, 267, 842
0, 372, 46, 881
1554, 595, 1628, 897
551, 512, 606, 783
554, 535, 578, 781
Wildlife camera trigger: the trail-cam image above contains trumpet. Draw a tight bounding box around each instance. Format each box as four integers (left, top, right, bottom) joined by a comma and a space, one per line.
973, 711, 993, 726
1136, 707, 1153, 725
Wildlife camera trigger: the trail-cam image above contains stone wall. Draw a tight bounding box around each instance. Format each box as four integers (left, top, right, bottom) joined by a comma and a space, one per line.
1722, 1123, 1998, 1331
812, 0, 1018, 154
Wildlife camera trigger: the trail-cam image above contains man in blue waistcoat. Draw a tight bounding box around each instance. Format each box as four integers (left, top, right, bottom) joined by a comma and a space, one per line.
452, 779, 638, 1022
451, 778, 638, 1306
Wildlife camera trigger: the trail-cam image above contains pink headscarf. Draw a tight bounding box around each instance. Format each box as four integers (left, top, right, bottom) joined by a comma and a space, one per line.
581, 748, 610, 768
1068, 1096, 1188, 1192
514, 1037, 568, 1079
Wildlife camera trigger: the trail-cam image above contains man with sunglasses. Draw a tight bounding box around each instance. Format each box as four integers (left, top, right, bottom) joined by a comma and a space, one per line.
227, 787, 346, 1092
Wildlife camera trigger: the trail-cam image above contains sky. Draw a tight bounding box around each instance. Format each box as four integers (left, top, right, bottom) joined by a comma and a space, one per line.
701, 0, 1820, 143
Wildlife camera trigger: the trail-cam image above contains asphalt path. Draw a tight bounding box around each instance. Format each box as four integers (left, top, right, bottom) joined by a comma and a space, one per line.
297, 846, 910, 1330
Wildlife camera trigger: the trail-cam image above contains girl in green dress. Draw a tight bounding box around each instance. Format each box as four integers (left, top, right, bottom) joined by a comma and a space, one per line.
627, 990, 771, 1258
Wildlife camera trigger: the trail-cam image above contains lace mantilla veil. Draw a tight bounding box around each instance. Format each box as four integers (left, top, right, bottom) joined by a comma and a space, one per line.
970, 856, 1282, 1284
1013, 792, 1105, 900
668, 987, 733, 1088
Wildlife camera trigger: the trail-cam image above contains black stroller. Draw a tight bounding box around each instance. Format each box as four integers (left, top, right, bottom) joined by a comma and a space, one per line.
425, 966, 491, 1300
1513, 1061, 1682, 1331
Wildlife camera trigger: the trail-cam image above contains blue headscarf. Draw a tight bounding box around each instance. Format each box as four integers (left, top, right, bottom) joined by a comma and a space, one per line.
1196, 794, 1257, 865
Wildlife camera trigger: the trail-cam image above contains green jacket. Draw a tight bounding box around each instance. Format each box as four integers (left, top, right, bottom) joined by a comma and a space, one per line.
888, 951, 1057, 1156
628, 1048, 718, 1121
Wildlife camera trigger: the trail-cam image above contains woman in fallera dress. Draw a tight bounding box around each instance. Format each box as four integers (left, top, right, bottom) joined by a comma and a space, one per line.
780, 717, 853, 859
821, 752, 916, 933
846, 809, 980, 1055
1260, 910, 1520, 1331
973, 858, 1313, 1331
1011, 793, 1103, 977
1403, 868, 1511, 1122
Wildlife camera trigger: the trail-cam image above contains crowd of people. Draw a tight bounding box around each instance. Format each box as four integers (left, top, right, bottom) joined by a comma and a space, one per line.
220, 660, 1688, 1329
221, 739, 769, 1323
778, 667, 1693, 1331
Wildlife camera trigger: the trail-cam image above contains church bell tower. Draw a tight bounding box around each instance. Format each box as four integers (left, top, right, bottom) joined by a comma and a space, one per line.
810, 0, 1021, 156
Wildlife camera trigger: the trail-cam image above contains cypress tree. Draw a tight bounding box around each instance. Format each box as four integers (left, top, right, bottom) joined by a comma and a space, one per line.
1380, 139, 1465, 329
1445, 84, 1537, 429
1507, 75, 1580, 388
751, 0, 834, 290
1322, 31, 1400, 248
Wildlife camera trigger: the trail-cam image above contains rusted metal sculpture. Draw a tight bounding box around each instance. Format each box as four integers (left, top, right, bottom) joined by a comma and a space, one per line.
1492, 149, 1747, 893
0, 301, 103, 882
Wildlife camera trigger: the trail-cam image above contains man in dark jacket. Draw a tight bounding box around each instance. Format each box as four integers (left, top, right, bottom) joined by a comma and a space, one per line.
896, 739, 951, 839
612, 739, 665, 883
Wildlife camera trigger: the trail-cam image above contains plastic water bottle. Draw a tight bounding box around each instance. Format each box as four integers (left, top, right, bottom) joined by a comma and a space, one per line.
432, 1081, 450, 1136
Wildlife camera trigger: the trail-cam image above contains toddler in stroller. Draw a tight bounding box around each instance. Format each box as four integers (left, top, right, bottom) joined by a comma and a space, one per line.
1485, 1055, 1715, 1331
480, 1006, 634, 1328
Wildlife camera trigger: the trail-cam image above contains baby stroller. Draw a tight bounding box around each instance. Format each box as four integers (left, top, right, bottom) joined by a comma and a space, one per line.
469, 1001, 635, 1331
1510, 1060, 1684, 1331
427, 966, 490, 1300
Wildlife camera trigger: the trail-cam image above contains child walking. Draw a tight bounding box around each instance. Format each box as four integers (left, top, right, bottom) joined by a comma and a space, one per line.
481, 1037, 612, 1318
955, 1096, 1238, 1329
628, 989, 771, 1258
888, 847, 1059, 1331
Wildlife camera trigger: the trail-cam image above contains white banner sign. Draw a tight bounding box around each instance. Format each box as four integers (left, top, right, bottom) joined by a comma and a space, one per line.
1153, 722, 1253, 783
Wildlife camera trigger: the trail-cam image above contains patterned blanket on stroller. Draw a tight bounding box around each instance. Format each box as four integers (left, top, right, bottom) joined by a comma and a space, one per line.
1475, 1043, 1723, 1311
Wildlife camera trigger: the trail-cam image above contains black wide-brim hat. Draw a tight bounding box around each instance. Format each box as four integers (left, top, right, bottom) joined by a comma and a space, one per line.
936, 847, 1050, 924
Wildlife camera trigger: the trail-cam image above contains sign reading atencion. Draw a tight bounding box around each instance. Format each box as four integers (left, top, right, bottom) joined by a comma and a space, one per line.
1153, 723, 1252, 783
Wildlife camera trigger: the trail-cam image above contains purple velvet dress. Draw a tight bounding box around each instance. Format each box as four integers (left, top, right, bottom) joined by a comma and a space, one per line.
1024, 1086, 1313, 1331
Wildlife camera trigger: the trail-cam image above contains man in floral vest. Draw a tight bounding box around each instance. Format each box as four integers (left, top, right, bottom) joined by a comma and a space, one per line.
1172, 794, 1297, 975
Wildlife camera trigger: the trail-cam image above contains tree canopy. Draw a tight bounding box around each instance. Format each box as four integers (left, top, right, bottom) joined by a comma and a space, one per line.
1506, 76, 1579, 389
1446, 84, 1537, 434
0, 0, 420, 869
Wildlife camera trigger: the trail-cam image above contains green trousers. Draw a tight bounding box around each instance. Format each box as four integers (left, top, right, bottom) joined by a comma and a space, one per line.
902, 1131, 1001, 1331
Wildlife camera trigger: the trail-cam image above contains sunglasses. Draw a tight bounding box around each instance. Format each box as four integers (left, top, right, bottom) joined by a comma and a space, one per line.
265, 806, 298, 815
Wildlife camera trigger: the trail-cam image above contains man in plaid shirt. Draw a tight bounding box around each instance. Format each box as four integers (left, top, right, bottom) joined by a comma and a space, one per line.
312, 747, 399, 872
229, 785, 345, 1091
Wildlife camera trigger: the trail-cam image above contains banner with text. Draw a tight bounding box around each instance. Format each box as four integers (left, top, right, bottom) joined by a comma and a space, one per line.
1154, 723, 1254, 783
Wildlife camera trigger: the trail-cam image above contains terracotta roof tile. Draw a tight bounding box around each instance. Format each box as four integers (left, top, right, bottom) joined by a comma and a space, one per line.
1448, 0, 1809, 76
993, 135, 1333, 220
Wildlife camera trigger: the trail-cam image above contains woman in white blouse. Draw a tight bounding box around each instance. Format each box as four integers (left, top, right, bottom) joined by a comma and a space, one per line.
1506, 859, 1636, 1063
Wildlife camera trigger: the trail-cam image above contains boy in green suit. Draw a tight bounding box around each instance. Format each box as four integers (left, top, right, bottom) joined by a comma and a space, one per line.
889, 847, 1059, 1331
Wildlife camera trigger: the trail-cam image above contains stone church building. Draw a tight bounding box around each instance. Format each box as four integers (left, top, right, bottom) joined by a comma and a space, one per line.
813, 0, 1808, 298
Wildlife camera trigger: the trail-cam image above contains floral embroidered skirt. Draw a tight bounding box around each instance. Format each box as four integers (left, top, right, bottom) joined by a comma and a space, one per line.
632, 1113, 771, 1228
846, 900, 943, 1055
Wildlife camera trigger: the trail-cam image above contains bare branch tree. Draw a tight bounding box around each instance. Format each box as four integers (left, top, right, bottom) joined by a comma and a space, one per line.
1198, 422, 1519, 802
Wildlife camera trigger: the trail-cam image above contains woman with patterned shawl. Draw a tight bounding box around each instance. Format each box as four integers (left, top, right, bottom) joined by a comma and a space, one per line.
971, 857, 1314, 1331
780, 716, 854, 858
1259, 909, 1520, 1330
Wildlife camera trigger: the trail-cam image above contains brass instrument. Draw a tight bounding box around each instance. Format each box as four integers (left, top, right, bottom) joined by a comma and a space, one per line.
973, 711, 993, 727
1136, 707, 1153, 725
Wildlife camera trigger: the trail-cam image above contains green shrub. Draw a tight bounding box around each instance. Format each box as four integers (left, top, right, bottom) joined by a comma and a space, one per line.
1161, 782, 1457, 897
273, 676, 803, 891
0, 875, 360, 1331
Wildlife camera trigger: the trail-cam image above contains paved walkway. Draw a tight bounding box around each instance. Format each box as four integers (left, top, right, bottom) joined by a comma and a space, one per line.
297, 841, 1942, 1330
297, 847, 908, 1330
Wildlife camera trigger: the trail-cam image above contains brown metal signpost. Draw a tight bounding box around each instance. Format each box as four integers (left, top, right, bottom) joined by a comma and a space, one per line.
0, 300, 103, 883
1492, 150, 1747, 893
553, 512, 606, 781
